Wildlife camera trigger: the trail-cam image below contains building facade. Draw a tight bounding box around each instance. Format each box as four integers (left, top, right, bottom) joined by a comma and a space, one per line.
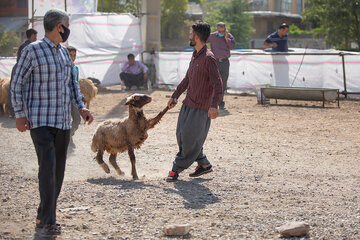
248, 0, 326, 49
0, 0, 28, 40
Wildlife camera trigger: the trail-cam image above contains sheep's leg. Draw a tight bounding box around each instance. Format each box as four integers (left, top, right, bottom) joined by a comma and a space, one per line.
109, 153, 124, 176
86, 101, 90, 109
147, 106, 169, 129
95, 150, 110, 173
127, 147, 139, 180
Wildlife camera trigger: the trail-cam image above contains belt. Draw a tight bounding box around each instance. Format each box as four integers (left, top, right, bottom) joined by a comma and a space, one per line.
217, 58, 228, 62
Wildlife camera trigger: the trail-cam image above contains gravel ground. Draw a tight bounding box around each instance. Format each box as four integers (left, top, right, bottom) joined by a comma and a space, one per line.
0, 87, 359, 239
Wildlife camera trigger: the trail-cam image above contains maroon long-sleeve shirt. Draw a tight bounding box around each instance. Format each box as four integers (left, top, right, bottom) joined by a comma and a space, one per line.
171, 45, 223, 111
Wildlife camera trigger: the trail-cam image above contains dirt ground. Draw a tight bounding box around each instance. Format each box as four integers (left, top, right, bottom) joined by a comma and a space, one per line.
0, 86, 359, 239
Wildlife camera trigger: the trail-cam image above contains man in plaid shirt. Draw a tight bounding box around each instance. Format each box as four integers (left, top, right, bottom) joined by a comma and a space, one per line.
11, 9, 93, 237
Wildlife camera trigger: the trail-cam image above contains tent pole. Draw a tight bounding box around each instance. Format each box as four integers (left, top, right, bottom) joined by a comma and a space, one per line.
31, 0, 34, 28
341, 53, 347, 98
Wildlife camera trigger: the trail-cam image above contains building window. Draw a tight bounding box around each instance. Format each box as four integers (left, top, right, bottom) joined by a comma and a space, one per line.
297, 0, 303, 14
17, 0, 27, 8
251, 0, 268, 11
281, 0, 291, 13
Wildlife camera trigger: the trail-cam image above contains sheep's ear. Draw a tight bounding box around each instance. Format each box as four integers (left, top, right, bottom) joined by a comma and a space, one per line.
125, 96, 133, 105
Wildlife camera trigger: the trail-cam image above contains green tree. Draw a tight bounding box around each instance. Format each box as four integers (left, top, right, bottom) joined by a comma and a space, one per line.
303, 0, 360, 50
161, 0, 188, 40
97, 0, 138, 14
203, 0, 253, 48
0, 23, 20, 57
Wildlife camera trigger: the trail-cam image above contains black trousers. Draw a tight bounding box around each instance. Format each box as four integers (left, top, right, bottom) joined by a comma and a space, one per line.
216, 58, 230, 106
7, 63, 17, 116
120, 72, 145, 87
30, 127, 70, 225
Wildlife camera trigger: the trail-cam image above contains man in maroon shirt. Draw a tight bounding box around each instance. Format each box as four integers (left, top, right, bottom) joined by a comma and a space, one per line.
166, 21, 223, 182
207, 22, 236, 110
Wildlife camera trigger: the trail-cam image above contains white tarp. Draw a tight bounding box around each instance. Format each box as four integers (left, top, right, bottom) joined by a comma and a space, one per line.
155, 49, 360, 92
68, 13, 143, 85
2, 46, 360, 92
24, 13, 143, 86
28, 0, 97, 17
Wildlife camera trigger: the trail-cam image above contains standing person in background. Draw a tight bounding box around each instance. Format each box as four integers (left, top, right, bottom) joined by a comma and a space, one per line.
11, 9, 93, 237
166, 21, 223, 182
67, 46, 82, 149
8, 28, 38, 117
263, 23, 289, 52
207, 22, 235, 110
120, 53, 148, 90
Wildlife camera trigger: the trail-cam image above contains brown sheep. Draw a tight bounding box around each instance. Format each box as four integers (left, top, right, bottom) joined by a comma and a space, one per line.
0, 77, 11, 114
91, 93, 169, 180
79, 78, 98, 109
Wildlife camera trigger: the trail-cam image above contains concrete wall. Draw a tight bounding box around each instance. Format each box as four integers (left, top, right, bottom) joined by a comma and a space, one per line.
141, 0, 161, 52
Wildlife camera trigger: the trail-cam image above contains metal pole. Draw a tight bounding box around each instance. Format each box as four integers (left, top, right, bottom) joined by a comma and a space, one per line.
341, 53, 348, 98
65, 0, 67, 12
31, 0, 34, 28
136, 0, 140, 16
101, 0, 103, 12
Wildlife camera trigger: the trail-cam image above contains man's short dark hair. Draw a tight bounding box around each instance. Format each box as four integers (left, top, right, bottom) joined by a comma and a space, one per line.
67, 46, 77, 53
279, 23, 289, 29
192, 21, 211, 43
127, 53, 135, 59
26, 29, 37, 39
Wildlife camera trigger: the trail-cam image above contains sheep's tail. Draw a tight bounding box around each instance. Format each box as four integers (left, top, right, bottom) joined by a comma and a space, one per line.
90, 134, 98, 153
147, 106, 169, 130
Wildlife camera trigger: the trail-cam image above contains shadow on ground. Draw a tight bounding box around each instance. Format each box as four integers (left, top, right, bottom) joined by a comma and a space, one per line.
87, 176, 159, 190
164, 178, 220, 209
0, 115, 15, 129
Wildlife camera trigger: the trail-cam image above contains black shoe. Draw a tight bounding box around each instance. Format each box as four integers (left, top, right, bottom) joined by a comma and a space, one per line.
219, 102, 226, 110
166, 171, 178, 182
189, 165, 213, 177
36, 224, 61, 237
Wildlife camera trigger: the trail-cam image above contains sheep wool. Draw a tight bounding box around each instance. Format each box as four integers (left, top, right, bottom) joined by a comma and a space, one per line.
79, 78, 98, 109
0, 77, 10, 114
91, 93, 169, 180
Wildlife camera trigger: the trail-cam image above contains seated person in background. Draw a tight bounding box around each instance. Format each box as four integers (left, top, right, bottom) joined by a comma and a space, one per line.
120, 53, 148, 90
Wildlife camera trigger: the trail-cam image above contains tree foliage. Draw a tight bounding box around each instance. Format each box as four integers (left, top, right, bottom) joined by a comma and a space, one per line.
161, 0, 188, 40
203, 0, 254, 48
0, 23, 20, 57
289, 24, 310, 36
303, 0, 360, 50
97, 0, 138, 14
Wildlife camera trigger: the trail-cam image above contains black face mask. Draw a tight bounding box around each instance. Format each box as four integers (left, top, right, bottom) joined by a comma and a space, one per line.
60, 24, 70, 42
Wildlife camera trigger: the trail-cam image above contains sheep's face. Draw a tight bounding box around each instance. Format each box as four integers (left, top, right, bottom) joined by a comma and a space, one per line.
125, 93, 152, 108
